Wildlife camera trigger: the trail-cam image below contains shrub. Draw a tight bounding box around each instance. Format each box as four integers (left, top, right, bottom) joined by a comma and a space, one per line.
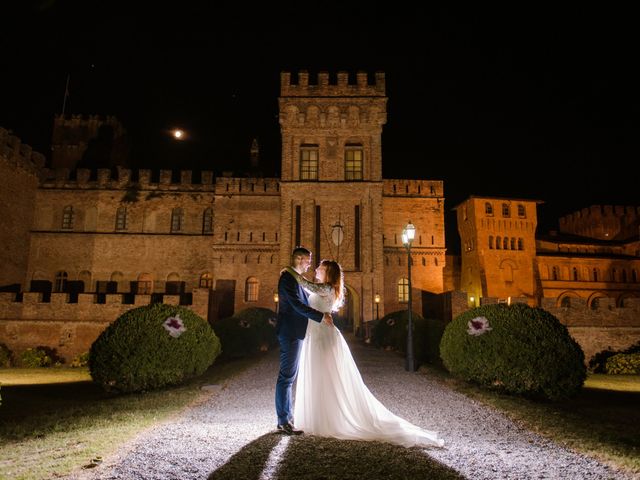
371, 310, 444, 364
20, 346, 61, 367
213, 307, 277, 359
440, 303, 586, 401
589, 341, 640, 373
70, 352, 90, 368
89, 304, 221, 393
0, 343, 12, 367
605, 353, 640, 374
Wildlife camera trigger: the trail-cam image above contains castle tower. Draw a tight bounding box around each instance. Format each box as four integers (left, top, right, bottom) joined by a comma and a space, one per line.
278, 70, 387, 326
51, 114, 128, 169
455, 196, 541, 305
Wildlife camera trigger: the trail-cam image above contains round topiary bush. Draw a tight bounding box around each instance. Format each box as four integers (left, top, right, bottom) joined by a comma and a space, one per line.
89, 304, 221, 393
371, 310, 443, 364
440, 303, 586, 401
213, 307, 277, 359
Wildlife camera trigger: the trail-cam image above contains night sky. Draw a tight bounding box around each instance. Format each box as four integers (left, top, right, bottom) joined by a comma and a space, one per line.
2, 3, 638, 252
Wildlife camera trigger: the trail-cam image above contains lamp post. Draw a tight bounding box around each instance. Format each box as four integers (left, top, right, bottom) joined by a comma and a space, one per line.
273, 292, 279, 314
402, 221, 416, 372
374, 293, 380, 321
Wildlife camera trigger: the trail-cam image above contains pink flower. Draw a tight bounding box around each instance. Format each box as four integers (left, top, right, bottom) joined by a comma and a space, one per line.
467, 316, 492, 336
163, 314, 186, 338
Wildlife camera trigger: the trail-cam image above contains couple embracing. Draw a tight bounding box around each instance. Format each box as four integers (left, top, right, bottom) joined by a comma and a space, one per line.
274, 247, 445, 448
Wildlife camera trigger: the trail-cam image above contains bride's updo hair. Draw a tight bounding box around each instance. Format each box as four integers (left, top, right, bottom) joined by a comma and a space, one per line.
320, 259, 345, 311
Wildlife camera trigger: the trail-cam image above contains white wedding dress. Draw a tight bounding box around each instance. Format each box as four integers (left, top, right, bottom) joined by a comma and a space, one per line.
293, 287, 445, 448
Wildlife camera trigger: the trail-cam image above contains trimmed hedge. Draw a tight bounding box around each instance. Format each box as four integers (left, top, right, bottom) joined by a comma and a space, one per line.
89, 304, 221, 393
20, 346, 62, 367
371, 310, 445, 364
440, 304, 586, 401
605, 353, 640, 374
213, 307, 278, 359
589, 341, 640, 373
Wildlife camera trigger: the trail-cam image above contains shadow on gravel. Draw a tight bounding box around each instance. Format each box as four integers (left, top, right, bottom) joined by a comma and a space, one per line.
209, 433, 463, 480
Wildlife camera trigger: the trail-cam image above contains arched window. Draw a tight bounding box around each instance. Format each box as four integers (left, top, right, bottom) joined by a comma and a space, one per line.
517, 204, 526, 217
622, 269, 628, 283
502, 203, 510, 217
422, 257, 426, 266
510, 238, 516, 250
110, 271, 123, 292
200, 273, 213, 288
485, 202, 493, 215
54, 271, 68, 292
245, 277, 259, 302
590, 297, 601, 310
62, 206, 74, 229
496, 236, 501, 249
137, 273, 153, 294
434, 257, 439, 266
503, 237, 509, 250
633, 269, 638, 283
202, 208, 213, 234
560, 296, 571, 307
397, 278, 409, 303
573, 267, 579, 281
518, 238, 524, 250
593, 268, 599, 282
78, 270, 92, 292
171, 208, 184, 232
552, 266, 559, 280
489, 236, 494, 249
611, 268, 617, 282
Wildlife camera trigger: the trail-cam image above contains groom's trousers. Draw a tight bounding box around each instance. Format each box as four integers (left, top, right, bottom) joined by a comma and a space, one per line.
275, 335, 303, 426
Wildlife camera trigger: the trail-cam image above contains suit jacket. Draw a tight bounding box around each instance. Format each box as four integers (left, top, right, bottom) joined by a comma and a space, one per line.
276, 270, 324, 339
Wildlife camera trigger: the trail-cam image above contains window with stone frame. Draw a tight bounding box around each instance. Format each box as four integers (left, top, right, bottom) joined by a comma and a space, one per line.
171, 207, 184, 232
344, 145, 363, 180
202, 208, 213, 234
501, 203, 510, 217
300, 145, 319, 180
54, 271, 68, 292
517, 204, 526, 217
245, 277, 259, 302
485, 202, 493, 216
115, 206, 128, 231
62, 205, 74, 229
397, 278, 409, 303
200, 273, 213, 288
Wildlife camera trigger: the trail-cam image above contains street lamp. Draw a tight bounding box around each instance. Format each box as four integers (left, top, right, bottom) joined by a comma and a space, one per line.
402, 221, 416, 372
273, 292, 279, 314
374, 293, 380, 321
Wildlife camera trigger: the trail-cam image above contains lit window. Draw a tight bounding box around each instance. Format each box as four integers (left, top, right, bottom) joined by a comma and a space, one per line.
199, 273, 213, 288
62, 206, 74, 229
397, 278, 409, 303
246, 277, 259, 302
517, 204, 526, 218
54, 271, 68, 292
345, 146, 363, 180
502, 203, 510, 217
300, 145, 319, 180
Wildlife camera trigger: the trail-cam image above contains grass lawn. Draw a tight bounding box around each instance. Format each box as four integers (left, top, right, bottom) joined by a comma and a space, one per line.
423, 365, 640, 477
0, 357, 259, 479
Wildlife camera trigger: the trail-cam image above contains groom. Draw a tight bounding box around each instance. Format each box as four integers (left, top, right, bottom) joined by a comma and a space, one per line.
275, 246, 333, 435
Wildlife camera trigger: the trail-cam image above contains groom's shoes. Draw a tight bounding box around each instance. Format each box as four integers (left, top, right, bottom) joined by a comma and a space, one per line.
277, 422, 303, 435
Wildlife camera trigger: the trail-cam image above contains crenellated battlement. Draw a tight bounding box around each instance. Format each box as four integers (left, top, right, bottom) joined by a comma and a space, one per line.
39, 167, 216, 191
558, 204, 639, 241
215, 177, 280, 195
383, 179, 443, 197
52, 113, 125, 135
0, 127, 46, 175
281, 70, 385, 97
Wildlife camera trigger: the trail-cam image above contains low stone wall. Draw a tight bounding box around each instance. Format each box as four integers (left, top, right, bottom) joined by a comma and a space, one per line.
0, 290, 211, 363
568, 326, 640, 363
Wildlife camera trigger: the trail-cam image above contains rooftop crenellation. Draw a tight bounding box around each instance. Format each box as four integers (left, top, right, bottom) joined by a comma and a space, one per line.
383, 179, 444, 197
280, 70, 385, 97
0, 126, 46, 175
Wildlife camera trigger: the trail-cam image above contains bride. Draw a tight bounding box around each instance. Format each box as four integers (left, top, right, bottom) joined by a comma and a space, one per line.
284, 259, 445, 448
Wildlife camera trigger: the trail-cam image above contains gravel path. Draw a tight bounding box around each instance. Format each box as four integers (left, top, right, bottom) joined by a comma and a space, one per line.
67, 335, 632, 480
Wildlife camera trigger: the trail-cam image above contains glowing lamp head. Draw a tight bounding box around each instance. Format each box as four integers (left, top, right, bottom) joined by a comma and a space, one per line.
402, 221, 416, 246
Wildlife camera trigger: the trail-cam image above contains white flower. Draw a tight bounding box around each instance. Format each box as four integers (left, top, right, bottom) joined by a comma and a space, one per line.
467, 316, 492, 336
163, 314, 186, 338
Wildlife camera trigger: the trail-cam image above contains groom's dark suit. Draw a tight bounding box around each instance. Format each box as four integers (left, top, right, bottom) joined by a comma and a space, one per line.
275, 271, 324, 427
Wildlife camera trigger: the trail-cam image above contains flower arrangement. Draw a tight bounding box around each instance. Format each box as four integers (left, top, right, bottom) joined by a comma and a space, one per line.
163, 314, 186, 338
467, 316, 492, 336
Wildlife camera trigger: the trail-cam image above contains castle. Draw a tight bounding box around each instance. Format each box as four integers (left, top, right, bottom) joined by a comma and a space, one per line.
1, 71, 639, 362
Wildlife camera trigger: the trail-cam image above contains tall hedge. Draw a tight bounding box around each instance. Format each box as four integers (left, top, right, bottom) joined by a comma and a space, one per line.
440, 303, 586, 400
213, 307, 277, 359
89, 304, 221, 393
